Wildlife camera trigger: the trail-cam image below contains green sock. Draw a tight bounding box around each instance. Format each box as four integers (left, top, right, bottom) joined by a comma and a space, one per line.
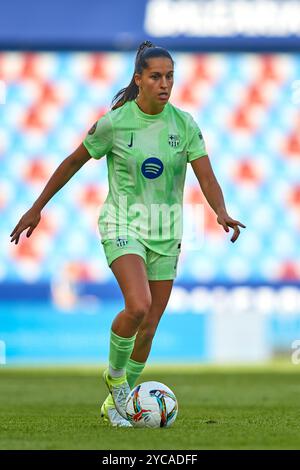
126, 358, 146, 390
109, 329, 136, 378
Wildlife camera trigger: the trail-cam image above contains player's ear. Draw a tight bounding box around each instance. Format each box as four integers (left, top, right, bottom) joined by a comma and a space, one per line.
134, 73, 141, 88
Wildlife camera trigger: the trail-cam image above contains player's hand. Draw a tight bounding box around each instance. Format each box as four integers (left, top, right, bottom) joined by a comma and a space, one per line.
216, 209, 246, 243
10, 207, 41, 245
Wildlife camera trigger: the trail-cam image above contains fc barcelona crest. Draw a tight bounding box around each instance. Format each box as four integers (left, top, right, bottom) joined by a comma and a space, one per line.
168, 134, 180, 148
116, 237, 128, 247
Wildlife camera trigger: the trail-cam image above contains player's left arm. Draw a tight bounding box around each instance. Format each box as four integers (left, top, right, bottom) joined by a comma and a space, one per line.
191, 155, 246, 243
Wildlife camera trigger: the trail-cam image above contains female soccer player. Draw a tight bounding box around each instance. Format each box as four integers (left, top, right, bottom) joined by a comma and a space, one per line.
10, 41, 246, 427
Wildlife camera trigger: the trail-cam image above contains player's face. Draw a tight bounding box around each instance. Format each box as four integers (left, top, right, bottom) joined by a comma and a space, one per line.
135, 57, 174, 111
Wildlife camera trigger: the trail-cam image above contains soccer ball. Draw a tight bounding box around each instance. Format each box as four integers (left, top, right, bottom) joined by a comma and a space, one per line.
125, 381, 178, 428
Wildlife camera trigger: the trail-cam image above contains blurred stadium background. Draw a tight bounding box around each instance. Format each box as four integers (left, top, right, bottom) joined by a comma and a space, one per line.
1, 0, 300, 366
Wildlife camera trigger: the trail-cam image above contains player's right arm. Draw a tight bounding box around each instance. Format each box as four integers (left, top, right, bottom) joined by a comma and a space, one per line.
10, 143, 92, 244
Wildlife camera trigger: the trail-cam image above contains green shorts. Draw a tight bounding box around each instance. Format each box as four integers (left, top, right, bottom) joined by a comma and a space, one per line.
101, 237, 180, 281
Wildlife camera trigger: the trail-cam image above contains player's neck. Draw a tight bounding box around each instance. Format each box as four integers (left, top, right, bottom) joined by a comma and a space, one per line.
135, 97, 165, 115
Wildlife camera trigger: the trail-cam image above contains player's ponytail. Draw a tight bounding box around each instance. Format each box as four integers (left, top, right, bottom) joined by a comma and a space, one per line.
111, 41, 154, 110
111, 40, 173, 110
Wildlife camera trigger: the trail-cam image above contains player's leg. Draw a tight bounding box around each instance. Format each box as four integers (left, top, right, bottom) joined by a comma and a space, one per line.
110, 254, 152, 338
131, 279, 173, 364
125, 249, 179, 389
103, 251, 152, 419
125, 279, 173, 390
102, 278, 173, 423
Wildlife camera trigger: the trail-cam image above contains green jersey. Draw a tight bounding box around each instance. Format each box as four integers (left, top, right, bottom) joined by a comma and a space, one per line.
83, 100, 207, 255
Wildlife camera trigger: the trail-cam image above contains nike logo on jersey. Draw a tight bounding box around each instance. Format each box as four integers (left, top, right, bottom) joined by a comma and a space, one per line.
128, 133, 133, 148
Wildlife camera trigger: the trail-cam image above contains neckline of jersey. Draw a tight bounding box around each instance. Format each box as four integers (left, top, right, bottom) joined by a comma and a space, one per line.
132, 100, 168, 120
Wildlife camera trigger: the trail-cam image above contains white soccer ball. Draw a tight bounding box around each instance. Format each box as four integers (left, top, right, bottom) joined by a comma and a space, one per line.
125, 381, 178, 428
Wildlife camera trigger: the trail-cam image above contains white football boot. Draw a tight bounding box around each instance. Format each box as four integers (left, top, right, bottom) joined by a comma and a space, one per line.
100, 394, 132, 428
103, 369, 131, 420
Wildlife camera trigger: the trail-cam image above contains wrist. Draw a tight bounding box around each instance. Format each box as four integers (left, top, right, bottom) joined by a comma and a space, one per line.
31, 202, 43, 212
216, 206, 227, 216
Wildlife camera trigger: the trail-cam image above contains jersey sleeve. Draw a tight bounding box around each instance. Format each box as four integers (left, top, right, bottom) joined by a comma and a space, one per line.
186, 116, 207, 163
83, 112, 113, 159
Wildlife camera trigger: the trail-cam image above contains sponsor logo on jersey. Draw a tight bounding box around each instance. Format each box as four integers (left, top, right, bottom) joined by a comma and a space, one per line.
141, 157, 164, 179
88, 122, 97, 135
168, 134, 180, 148
116, 237, 128, 247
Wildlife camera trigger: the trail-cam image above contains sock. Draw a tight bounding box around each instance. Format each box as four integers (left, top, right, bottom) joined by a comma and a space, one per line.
126, 358, 146, 390
108, 329, 136, 380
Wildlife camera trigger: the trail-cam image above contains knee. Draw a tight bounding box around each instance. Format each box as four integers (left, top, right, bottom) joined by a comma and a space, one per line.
126, 296, 152, 325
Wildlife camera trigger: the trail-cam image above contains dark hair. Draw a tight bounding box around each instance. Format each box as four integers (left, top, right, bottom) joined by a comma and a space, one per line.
111, 41, 174, 110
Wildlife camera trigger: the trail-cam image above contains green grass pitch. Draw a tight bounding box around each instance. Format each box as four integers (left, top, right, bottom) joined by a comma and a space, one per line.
1, 363, 300, 450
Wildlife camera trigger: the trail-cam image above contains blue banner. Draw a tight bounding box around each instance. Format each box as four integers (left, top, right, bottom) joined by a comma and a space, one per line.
1, 0, 300, 50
